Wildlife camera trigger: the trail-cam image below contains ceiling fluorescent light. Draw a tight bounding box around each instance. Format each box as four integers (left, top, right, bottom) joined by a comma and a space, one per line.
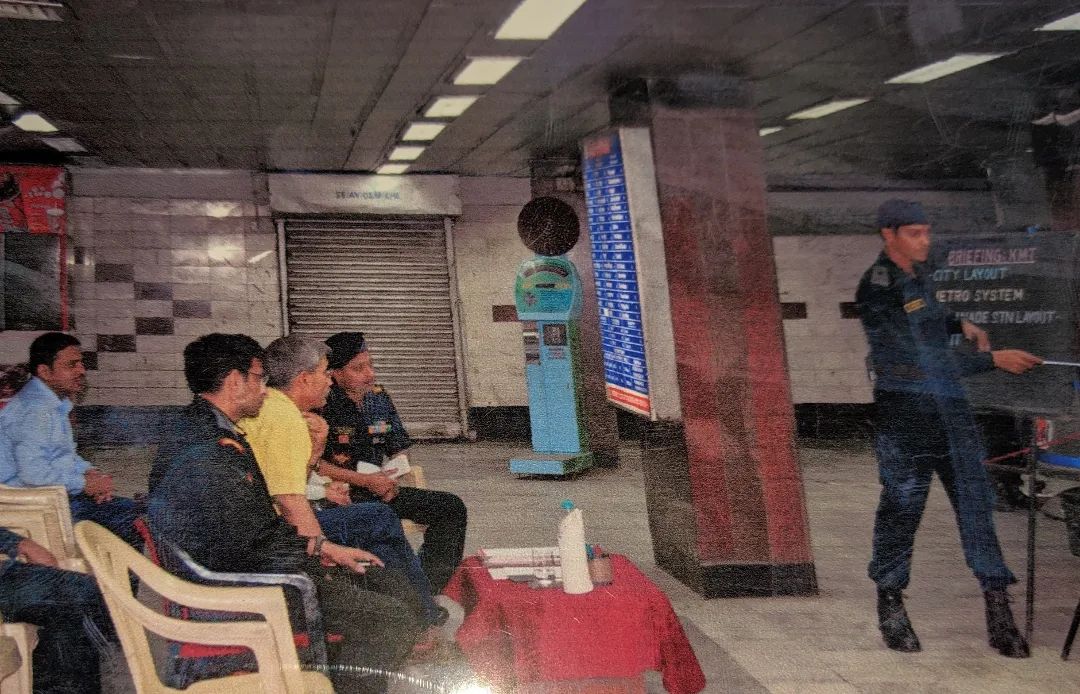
12, 111, 57, 132
424, 95, 479, 118
1037, 11, 1080, 31
108, 53, 156, 62
886, 53, 1009, 84
0, 90, 18, 106
495, 0, 587, 40
788, 98, 870, 120
759, 127, 784, 136
377, 163, 409, 175
43, 137, 85, 153
454, 56, 524, 85
0, 0, 65, 21
389, 146, 424, 161
402, 121, 446, 142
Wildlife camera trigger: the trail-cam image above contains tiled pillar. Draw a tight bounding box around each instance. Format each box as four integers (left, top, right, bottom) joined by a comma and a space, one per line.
613, 77, 817, 597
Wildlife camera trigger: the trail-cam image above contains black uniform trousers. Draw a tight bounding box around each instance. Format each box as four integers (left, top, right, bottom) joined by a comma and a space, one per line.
351, 486, 467, 594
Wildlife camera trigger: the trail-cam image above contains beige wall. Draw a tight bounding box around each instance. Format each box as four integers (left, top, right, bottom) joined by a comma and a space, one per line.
452, 177, 532, 408
773, 234, 881, 404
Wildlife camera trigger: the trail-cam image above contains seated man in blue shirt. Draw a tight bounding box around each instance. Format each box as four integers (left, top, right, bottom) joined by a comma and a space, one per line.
0, 527, 115, 694
0, 333, 142, 548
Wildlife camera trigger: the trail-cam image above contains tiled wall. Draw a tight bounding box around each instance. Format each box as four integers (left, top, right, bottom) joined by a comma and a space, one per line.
68, 169, 282, 406
0, 166, 997, 414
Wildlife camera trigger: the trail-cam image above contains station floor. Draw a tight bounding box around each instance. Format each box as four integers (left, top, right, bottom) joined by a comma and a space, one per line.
93, 437, 1080, 694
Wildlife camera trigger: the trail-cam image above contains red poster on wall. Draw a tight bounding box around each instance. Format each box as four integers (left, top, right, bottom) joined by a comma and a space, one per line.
0, 165, 67, 235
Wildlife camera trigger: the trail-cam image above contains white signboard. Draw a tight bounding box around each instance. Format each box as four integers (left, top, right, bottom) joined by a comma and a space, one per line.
269, 174, 462, 216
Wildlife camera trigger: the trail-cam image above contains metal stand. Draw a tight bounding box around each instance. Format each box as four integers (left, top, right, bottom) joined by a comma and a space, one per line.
1025, 439, 1038, 645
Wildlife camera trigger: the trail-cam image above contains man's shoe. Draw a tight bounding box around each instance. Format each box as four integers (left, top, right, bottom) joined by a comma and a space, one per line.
877, 588, 921, 652
985, 589, 1030, 658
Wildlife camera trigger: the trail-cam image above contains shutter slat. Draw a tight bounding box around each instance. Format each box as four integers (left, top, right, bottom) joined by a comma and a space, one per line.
283, 217, 463, 438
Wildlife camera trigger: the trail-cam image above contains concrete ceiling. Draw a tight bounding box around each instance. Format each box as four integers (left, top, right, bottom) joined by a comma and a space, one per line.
1, 0, 1080, 182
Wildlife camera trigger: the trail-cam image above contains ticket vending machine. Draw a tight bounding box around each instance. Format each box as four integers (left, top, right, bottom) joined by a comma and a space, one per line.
510, 197, 593, 475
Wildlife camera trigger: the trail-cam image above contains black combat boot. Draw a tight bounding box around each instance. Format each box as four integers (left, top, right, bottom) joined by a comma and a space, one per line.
877, 588, 921, 652
985, 589, 1030, 658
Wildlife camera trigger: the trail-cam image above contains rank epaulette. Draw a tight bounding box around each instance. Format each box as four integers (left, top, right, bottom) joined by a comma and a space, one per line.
217, 437, 245, 454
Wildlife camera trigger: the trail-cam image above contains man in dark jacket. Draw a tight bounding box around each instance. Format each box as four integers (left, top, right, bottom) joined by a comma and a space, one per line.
856, 200, 1041, 658
148, 333, 419, 692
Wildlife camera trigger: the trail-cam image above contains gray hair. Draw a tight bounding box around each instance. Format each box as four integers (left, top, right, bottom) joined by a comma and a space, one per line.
263, 334, 329, 389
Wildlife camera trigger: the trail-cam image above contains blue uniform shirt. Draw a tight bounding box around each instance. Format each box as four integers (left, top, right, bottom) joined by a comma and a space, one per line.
856, 252, 994, 399
321, 384, 411, 468
0, 377, 92, 493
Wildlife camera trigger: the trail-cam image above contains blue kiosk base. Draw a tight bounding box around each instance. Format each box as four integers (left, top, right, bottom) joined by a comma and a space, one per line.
509, 453, 594, 476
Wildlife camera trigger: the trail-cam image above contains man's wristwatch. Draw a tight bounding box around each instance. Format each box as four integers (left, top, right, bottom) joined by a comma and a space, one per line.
309, 534, 326, 558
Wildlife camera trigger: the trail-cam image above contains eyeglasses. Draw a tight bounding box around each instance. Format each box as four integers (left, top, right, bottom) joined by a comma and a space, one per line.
247, 370, 269, 385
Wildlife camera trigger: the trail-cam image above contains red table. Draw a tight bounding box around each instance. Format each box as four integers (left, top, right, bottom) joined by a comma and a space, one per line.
442, 554, 706, 694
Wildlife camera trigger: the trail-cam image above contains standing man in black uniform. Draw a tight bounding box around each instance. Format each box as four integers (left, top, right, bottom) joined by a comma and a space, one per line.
318, 331, 467, 593
856, 200, 1042, 657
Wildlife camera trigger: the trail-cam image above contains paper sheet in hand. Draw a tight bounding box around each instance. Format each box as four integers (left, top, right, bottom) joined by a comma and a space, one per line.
382, 453, 411, 479
355, 460, 409, 480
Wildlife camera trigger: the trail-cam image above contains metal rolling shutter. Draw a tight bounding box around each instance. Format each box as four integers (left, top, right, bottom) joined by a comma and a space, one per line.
282, 216, 466, 438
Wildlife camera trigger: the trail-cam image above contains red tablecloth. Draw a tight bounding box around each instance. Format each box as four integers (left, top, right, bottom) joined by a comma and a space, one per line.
442, 554, 706, 694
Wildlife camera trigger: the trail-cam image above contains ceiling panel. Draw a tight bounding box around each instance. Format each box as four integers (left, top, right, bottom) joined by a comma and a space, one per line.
0, 0, 1078, 179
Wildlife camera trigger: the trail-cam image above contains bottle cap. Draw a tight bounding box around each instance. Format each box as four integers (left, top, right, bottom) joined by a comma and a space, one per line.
561, 499, 575, 511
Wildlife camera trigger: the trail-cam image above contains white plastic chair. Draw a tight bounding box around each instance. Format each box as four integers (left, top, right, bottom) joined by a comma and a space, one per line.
74, 521, 332, 694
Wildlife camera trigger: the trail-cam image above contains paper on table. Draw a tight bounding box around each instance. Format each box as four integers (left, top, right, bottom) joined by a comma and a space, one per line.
480, 546, 562, 581
487, 565, 564, 581
558, 509, 593, 594
480, 547, 560, 567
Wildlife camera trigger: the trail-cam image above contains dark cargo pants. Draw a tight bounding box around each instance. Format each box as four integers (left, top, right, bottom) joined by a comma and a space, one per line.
868, 391, 1015, 592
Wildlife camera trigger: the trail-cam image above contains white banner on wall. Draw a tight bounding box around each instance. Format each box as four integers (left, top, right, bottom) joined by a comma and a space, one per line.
269, 174, 462, 216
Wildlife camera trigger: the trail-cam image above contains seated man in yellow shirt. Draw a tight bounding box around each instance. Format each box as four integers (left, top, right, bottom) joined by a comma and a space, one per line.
240, 334, 445, 628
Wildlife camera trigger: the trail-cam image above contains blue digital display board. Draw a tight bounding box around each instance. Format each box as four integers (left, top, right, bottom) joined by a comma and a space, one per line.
582, 133, 652, 416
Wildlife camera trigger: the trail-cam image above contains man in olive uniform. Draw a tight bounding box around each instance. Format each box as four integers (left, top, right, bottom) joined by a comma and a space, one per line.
856, 200, 1041, 657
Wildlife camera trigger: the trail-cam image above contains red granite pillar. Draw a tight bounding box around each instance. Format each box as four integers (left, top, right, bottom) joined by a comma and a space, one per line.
615, 77, 816, 596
